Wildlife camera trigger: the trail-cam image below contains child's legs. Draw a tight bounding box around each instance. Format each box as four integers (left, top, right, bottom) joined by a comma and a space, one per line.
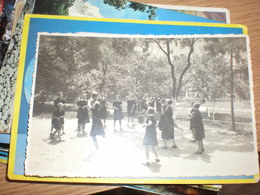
198, 140, 204, 151
171, 139, 177, 146
119, 120, 122, 128
62, 124, 64, 132
114, 120, 116, 128
57, 130, 61, 141
52, 128, 61, 138
145, 146, 149, 161
92, 136, 99, 149
52, 129, 58, 136
77, 120, 81, 131
130, 115, 134, 124
82, 123, 86, 132
52, 123, 60, 136
163, 139, 168, 147
50, 124, 54, 133
191, 128, 195, 139
152, 146, 158, 159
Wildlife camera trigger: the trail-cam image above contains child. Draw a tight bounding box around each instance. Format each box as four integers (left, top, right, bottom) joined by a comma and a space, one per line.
51, 92, 66, 135
190, 103, 205, 154
89, 91, 105, 149
189, 102, 196, 142
99, 94, 108, 128
50, 103, 65, 141
158, 98, 166, 131
127, 95, 137, 126
76, 94, 89, 135
160, 99, 177, 149
113, 95, 124, 131
143, 107, 159, 166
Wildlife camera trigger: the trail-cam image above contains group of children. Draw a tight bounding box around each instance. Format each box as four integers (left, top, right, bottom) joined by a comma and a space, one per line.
49, 92, 205, 165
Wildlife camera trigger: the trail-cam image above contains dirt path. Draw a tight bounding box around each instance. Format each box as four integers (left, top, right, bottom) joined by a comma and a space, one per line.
25, 117, 258, 178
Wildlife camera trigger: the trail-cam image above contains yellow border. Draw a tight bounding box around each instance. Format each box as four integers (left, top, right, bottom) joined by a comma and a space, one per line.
8, 14, 31, 176
6, 173, 260, 184
8, 14, 257, 184
0, 158, 7, 164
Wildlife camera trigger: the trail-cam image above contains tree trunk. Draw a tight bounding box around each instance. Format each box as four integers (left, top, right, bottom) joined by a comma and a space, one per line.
205, 97, 210, 118
171, 65, 177, 100
212, 101, 216, 121
230, 51, 236, 131
175, 39, 196, 99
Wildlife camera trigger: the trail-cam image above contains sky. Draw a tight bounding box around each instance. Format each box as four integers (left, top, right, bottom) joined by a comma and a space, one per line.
69, 0, 221, 23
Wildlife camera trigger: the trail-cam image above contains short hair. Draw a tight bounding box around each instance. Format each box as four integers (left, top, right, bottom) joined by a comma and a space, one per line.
166, 99, 172, 105
147, 107, 155, 115
57, 102, 63, 107
194, 103, 200, 108
92, 91, 98, 98
148, 101, 153, 107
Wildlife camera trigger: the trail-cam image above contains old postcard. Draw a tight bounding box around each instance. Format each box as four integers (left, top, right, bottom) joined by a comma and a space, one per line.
24, 32, 258, 180
150, 3, 230, 23
8, 15, 255, 184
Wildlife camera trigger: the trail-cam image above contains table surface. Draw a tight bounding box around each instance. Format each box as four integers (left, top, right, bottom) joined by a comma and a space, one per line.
1, 0, 260, 194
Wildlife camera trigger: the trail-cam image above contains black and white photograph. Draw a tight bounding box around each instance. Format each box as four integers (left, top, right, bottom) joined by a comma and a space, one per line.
25, 33, 259, 178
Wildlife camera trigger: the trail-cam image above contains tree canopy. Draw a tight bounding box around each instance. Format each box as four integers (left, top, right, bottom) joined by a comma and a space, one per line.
34, 35, 250, 104
34, 0, 76, 15
34, 0, 157, 19
104, 0, 157, 19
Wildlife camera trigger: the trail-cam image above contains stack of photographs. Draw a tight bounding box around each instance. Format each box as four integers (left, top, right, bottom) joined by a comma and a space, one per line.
1, 0, 259, 194
0, 133, 9, 163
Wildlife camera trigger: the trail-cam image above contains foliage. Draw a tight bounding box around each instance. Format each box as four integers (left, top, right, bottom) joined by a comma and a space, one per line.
155, 38, 198, 100
179, 37, 250, 101
103, 0, 157, 20
34, 0, 76, 15
34, 36, 250, 107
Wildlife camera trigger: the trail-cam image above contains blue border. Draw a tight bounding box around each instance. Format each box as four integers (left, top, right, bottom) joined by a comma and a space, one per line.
0, 133, 10, 144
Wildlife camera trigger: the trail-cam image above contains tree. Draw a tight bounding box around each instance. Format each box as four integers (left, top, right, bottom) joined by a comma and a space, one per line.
185, 49, 230, 118
34, 0, 76, 15
194, 37, 248, 130
155, 38, 198, 101
35, 35, 104, 102
103, 0, 157, 20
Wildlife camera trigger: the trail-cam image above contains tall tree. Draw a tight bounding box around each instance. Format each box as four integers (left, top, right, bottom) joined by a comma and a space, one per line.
155, 38, 198, 101
203, 37, 248, 131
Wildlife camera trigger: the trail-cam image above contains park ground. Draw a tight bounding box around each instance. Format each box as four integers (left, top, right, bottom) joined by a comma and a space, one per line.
25, 116, 258, 178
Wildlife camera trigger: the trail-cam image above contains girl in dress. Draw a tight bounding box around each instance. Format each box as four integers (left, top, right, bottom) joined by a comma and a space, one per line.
113, 95, 124, 131
99, 94, 108, 128
51, 91, 66, 135
89, 91, 105, 149
190, 103, 205, 154
189, 102, 196, 142
143, 107, 159, 166
50, 103, 65, 141
158, 98, 166, 133
76, 94, 90, 135
127, 95, 137, 127
160, 99, 177, 149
